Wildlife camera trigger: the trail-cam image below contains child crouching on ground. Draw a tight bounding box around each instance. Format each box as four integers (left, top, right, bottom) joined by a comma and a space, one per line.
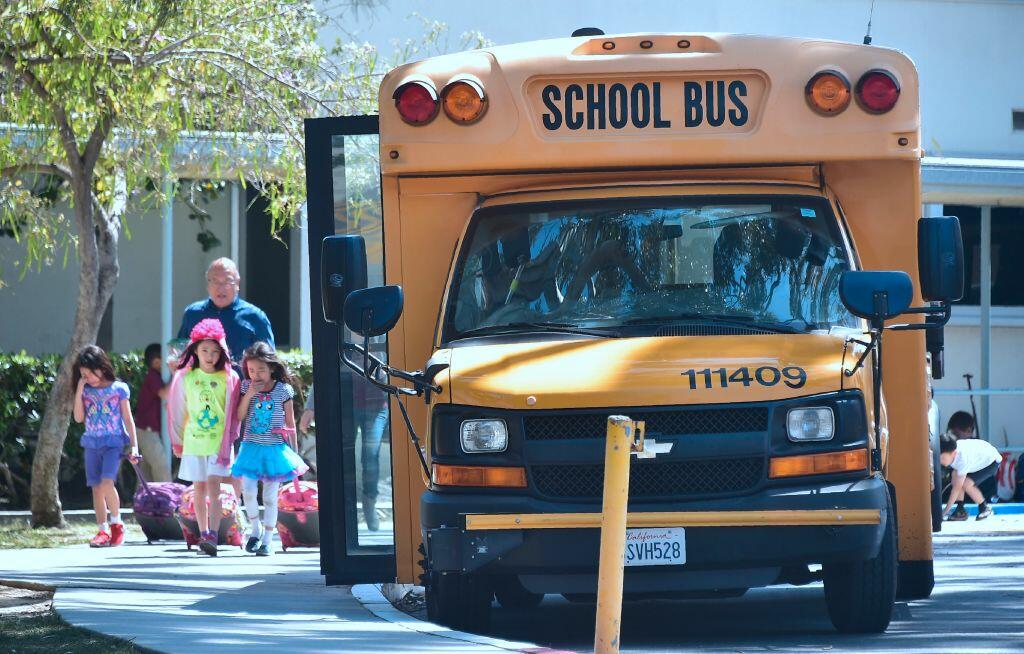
232, 342, 308, 556
72, 345, 140, 547
167, 318, 241, 556
940, 433, 1001, 521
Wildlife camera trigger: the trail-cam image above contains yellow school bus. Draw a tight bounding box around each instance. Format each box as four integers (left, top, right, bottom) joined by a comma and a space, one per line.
304, 29, 963, 635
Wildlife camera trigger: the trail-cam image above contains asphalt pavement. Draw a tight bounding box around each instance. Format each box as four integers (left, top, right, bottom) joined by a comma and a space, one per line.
1, 515, 1022, 653
479, 515, 1024, 653
0, 537, 536, 653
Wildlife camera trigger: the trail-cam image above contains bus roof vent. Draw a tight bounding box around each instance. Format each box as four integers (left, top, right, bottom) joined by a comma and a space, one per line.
572, 27, 604, 37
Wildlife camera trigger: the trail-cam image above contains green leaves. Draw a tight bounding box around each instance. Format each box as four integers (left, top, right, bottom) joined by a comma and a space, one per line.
0, 0, 336, 272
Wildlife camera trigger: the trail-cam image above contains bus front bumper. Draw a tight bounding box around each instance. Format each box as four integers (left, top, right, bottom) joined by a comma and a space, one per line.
421, 475, 889, 590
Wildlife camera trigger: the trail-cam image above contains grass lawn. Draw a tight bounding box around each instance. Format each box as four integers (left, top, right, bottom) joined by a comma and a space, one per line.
0, 584, 144, 653
0, 522, 145, 549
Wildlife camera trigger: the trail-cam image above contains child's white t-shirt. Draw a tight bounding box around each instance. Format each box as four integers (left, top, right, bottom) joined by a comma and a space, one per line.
951, 439, 1001, 474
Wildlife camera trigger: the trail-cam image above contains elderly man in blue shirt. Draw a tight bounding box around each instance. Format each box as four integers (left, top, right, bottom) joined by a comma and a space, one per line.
176, 258, 274, 362
173, 257, 274, 501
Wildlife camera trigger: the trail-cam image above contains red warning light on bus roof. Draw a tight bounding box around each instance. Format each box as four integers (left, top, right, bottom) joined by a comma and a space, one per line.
394, 80, 439, 125
856, 70, 900, 114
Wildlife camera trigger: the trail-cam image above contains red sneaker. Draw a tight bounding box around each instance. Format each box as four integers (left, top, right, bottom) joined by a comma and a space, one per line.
89, 530, 111, 548
109, 523, 125, 546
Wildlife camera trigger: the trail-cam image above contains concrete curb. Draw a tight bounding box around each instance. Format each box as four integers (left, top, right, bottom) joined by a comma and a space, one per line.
350, 584, 576, 654
0, 578, 56, 592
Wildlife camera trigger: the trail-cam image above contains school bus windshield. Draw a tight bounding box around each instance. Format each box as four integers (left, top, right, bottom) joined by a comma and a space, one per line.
445, 195, 860, 340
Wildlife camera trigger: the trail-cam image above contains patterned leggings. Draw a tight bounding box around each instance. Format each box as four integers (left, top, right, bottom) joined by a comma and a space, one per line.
242, 477, 280, 528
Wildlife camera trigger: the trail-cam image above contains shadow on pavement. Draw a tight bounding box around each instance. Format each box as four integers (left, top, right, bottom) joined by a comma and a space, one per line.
482, 534, 1024, 653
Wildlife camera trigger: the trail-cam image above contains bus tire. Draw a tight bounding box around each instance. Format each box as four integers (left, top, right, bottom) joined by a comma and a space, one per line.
425, 571, 492, 632
494, 576, 544, 610
896, 559, 935, 600
822, 494, 897, 633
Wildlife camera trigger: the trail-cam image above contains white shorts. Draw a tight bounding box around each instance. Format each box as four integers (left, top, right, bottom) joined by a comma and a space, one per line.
178, 453, 234, 482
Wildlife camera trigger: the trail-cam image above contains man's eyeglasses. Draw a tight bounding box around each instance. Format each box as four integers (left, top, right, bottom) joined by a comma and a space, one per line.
207, 278, 238, 289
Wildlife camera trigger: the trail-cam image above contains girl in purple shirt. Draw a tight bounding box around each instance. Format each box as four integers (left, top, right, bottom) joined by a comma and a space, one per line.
72, 345, 140, 548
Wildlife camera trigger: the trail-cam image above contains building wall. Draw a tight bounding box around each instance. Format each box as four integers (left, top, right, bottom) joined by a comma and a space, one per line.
937, 320, 1024, 448
111, 191, 233, 354
0, 198, 79, 354
0, 190, 232, 355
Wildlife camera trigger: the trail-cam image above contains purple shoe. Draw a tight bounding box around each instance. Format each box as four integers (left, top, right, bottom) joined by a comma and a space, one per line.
199, 530, 218, 556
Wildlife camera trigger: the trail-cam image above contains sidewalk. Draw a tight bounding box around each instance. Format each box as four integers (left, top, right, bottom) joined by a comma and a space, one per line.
0, 537, 541, 653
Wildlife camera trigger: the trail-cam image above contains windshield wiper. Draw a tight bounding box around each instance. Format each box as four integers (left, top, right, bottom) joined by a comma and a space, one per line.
623, 314, 804, 334
456, 321, 618, 339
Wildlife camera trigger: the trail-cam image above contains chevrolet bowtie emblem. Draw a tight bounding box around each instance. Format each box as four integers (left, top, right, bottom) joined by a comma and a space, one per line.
632, 438, 673, 459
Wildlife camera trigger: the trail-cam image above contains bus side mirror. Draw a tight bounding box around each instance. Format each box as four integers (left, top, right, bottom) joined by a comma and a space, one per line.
918, 216, 964, 302
321, 235, 367, 324
839, 270, 914, 325
344, 285, 404, 337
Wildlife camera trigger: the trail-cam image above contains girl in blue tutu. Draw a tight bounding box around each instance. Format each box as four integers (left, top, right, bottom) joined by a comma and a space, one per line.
233, 342, 308, 555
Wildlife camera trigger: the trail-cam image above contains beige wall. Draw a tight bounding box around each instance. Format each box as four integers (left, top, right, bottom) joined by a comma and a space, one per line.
0, 198, 79, 354
0, 188, 232, 355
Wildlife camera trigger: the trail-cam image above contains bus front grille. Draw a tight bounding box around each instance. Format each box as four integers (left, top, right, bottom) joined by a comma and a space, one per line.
524, 407, 769, 441
530, 457, 764, 500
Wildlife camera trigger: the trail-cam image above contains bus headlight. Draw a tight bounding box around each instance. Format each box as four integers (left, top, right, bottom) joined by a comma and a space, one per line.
787, 407, 835, 442
461, 419, 509, 453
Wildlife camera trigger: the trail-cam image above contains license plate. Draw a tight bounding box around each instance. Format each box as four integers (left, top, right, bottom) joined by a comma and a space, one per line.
624, 527, 686, 567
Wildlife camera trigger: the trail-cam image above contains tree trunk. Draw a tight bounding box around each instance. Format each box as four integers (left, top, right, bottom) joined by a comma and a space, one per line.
29, 175, 120, 527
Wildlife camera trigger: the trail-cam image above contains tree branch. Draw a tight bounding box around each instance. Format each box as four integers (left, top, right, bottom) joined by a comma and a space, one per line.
0, 52, 81, 168
82, 110, 114, 173
163, 49, 332, 113
15, 52, 134, 66
0, 163, 73, 183
142, 3, 250, 66
46, 6, 135, 65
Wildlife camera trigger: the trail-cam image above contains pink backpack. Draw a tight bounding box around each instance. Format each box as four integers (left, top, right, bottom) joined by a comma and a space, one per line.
277, 479, 320, 550
175, 484, 244, 549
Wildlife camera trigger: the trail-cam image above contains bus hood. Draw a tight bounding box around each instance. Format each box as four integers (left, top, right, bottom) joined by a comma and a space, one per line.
445, 333, 861, 410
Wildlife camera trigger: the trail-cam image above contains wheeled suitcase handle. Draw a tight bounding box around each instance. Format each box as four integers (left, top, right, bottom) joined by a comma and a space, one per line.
130, 460, 151, 495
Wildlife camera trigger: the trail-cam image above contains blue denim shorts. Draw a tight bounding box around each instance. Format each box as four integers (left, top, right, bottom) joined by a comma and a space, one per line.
85, 446, 122, 487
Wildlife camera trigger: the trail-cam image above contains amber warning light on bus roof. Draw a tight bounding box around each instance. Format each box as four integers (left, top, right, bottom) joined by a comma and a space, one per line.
805, 70, 851, 115
442, 78, 487, 124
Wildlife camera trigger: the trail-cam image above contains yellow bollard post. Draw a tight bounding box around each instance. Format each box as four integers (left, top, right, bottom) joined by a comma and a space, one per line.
594, 415, 642, 654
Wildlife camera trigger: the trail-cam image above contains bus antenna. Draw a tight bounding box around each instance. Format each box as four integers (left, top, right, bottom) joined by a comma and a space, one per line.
863, 0, 876, 44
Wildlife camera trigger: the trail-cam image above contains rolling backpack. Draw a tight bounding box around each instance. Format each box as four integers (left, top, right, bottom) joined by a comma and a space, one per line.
277, 479, 319, 551
175, 484, 245, 549
996, 452, 1017, 501
130, 461, 187, 544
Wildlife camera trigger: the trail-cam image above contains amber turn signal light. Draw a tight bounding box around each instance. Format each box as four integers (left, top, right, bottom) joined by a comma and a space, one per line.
432, 464, 527, 488
805, 70, 851, 116
769, 449, 869, 479
442, 79, 487, 124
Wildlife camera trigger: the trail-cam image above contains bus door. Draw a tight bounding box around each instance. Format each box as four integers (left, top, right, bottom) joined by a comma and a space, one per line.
304, 115, 394, 584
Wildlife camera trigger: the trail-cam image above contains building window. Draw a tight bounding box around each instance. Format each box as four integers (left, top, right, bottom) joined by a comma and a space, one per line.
1014, 110, 1024, 131
945, 204, 1024, 306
